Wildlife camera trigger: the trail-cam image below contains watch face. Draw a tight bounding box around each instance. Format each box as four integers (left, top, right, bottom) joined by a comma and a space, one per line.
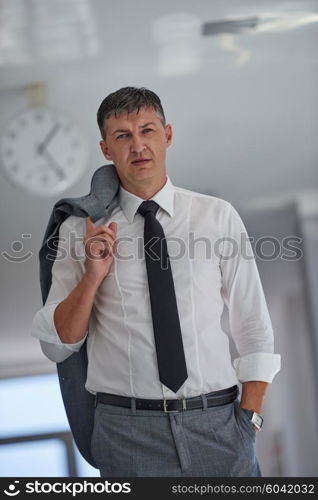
251, 412, 263, 429
0, 106, 89, 196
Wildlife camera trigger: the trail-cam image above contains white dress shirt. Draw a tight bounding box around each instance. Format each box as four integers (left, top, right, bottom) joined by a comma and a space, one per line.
31, 176, 281, 399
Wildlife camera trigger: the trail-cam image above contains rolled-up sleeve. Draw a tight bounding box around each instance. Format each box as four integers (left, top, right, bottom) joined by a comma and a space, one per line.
220, 203, 281, 383
31, 217, 87, 362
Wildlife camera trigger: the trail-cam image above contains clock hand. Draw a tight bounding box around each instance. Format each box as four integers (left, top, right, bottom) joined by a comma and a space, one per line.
37, 124, 60, 155
42, 149, 66, 180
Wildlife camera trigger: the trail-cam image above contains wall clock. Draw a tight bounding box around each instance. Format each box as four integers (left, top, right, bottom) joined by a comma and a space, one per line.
0, 106, 89, 196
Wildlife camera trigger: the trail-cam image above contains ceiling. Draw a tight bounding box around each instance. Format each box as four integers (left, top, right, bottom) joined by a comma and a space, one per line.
0, 0, 317, 377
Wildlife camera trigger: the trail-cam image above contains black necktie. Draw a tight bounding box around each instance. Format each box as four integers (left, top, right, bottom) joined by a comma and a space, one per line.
137, 200, 188, 393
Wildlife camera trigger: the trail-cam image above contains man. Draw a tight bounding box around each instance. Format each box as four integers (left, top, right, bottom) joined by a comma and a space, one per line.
32, 87, 281, 477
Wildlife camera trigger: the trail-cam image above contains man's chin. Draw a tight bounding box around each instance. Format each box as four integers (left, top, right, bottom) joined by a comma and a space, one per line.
130, 167, 155, 181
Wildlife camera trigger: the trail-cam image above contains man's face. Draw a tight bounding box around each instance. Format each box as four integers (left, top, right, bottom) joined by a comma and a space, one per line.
100, 107, 172, 192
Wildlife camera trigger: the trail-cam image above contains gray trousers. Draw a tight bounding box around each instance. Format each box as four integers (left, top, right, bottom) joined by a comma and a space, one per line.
90, 397, 261, 477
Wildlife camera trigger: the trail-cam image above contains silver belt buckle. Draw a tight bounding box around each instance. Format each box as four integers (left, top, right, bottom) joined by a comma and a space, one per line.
163, 398, 187, 413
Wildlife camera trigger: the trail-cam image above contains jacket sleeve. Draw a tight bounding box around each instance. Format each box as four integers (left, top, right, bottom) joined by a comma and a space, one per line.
31, 217, 88, 363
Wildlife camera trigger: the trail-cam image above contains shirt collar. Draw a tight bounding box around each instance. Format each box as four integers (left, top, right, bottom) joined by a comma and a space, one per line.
119, 176, 175, 223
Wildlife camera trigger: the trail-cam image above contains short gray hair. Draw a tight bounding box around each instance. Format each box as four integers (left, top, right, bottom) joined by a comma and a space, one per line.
97, 86, 166, 140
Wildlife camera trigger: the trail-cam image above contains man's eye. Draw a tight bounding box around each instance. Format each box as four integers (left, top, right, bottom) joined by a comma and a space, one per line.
143, 128, 153, 134
116, 134, 128, 140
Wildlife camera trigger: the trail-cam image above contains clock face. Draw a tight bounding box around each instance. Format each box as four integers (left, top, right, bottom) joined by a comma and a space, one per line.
0, 106, 89, 196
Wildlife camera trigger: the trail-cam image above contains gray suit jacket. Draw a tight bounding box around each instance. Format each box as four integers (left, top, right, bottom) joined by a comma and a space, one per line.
39, 164, 119, 467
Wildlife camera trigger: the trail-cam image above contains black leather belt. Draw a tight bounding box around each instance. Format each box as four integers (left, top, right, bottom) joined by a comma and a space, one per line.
96, 385, 238, 413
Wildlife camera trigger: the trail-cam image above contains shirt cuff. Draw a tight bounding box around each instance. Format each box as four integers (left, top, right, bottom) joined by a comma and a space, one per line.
233, 352, 281, 383
31, 302, 87, 352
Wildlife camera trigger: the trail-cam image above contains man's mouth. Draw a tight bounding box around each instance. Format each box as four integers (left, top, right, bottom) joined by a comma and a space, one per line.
131, 159, 151, 166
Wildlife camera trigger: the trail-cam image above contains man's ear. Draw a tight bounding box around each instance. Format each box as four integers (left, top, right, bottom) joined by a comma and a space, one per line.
165, 124, 173, 148
100, 140, 112, 161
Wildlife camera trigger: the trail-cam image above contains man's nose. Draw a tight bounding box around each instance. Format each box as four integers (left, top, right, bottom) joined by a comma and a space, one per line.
130, 135, 146, 155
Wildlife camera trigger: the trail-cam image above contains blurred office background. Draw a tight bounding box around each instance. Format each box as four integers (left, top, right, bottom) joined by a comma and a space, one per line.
0, 0, 318, 477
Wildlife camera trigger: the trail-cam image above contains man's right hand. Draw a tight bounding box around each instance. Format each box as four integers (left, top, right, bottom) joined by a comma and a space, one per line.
83, 217, 117, 284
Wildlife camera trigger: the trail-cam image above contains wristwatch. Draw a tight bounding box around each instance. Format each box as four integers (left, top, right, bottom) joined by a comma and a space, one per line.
243, 409, 264, 431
